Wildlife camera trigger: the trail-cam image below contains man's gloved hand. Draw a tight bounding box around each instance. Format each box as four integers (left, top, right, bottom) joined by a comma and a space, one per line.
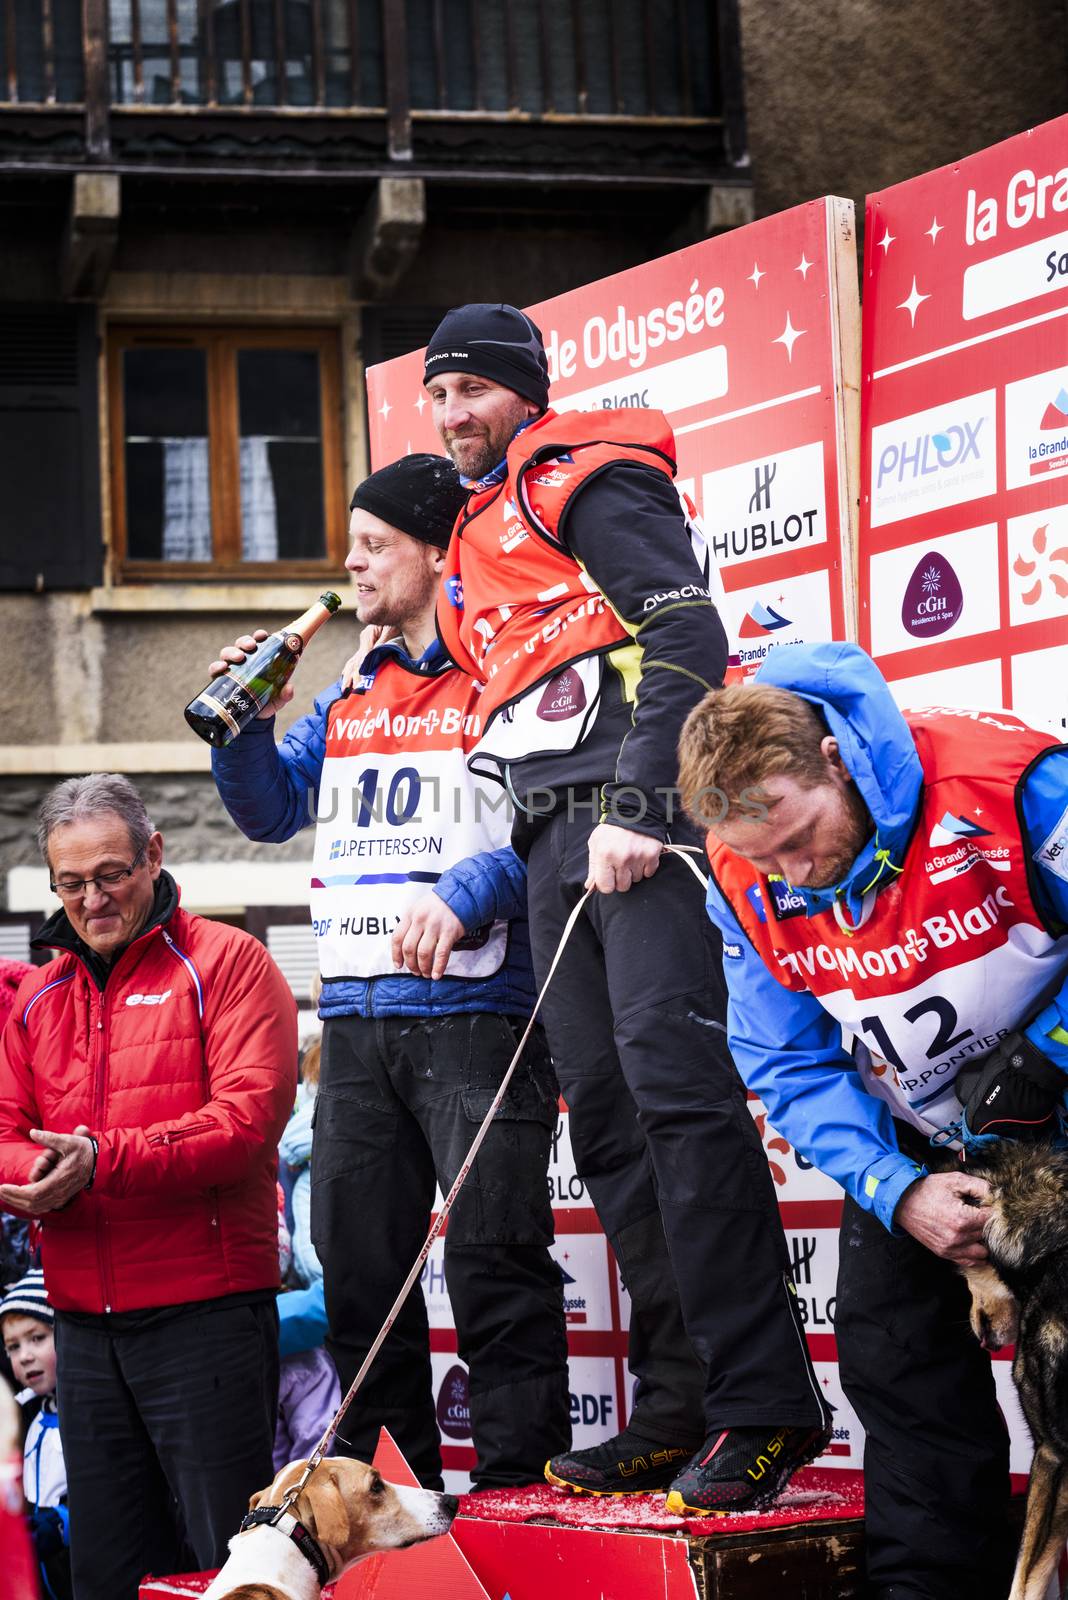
957, 1030, 1067, 1143
29, 1503, 69, 1560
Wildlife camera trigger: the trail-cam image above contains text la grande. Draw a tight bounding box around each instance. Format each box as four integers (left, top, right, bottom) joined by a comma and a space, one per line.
966, 163, 1068, 245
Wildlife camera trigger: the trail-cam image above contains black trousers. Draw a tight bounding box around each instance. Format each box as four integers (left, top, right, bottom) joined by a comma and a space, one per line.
55, 1299, 279, 1600
311, 1011, 571, 1490
526, 811, 827, 1444
836, 1194, 1016, 1600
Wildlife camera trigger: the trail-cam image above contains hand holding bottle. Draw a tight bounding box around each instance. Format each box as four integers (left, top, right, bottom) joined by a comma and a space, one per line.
207, 631, 294, 719
186, 591, 341, 747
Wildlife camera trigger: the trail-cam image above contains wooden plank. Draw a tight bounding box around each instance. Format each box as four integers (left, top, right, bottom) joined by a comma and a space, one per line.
643, 0, 656, 114
470, 0, 483, 109
690, 1521, 866, 1598
570, 0, 586, 114
4, 0, 16, 102
197, 0, 216, 106
674, 0, 691, 115
716, 0, 746, 158
502, 0, 517, 112
83, 0, 112, 154
130, 0, 144, 104
239, 0, 252, 106
210, 329, 240, 568
536, 0, 552, 114
40, 0, 54, 103
607, 0, 621, 113
431, 0, 446, 108
167, 0, 180, 103
310, 0, 325, 108
348, 0, 359, 106
382, 0, 411, 159
273, 0, 287, 106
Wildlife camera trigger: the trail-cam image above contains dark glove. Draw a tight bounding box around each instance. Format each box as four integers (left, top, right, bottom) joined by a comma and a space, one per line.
957, 1031, 1067, 1144
29, 1503, 69, 1560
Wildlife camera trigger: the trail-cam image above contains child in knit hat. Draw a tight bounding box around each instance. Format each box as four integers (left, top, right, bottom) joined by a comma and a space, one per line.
0, 1269, 71, 1600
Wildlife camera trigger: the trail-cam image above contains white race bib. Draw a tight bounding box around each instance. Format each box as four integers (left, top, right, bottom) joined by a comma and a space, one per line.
312, 744, 511, 980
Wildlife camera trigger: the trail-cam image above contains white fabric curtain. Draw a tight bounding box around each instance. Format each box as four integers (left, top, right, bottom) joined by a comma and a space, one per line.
162, 438, 211, 561
241, 436, 279, 561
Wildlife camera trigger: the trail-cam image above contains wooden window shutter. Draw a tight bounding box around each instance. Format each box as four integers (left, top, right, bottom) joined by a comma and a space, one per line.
0, 305, 103, 591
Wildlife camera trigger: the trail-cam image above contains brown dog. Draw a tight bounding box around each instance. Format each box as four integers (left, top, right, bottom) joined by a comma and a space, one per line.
202, 1456, 459, 1600
956, 1139, 1068, 1600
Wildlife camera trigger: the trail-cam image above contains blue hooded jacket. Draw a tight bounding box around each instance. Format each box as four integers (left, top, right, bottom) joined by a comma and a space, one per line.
704, 641, 1068, 1231
211, 638, 535, 1019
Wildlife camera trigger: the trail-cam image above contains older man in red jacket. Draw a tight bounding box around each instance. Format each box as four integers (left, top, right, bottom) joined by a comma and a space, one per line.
0, 772, 297, 1600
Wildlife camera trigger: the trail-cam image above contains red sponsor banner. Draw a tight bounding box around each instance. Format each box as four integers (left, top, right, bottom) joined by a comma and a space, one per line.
856, 113, 1068, 1486
366, 196, 860, 681
858, 111, 1068, 725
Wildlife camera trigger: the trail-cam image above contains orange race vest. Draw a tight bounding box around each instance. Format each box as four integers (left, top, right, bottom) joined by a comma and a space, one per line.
708, 707, 1068, 1142
436, 408, 678, 733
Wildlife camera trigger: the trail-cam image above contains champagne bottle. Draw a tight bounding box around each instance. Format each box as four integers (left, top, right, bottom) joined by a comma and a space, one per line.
185, 591, 342, 748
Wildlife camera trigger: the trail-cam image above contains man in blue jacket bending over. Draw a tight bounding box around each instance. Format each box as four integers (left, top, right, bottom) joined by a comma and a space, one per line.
207, 453, 569, 1491
677, 641, 1068, 1599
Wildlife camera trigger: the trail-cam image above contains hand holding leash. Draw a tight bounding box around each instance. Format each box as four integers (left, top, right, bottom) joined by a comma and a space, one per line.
585, 823, 663, 894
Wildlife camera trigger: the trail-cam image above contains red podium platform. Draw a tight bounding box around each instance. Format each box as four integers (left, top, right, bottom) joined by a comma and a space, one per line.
139, 1436, 866, 1600
449, 1470, 865, 1600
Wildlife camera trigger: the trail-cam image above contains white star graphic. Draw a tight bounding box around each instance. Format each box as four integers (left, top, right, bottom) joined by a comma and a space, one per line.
415, 391, 427, 414
379, 397, 392, 420
796, 252, 812, 280
748, 261, 765, 289
773, 313, 806, 362
897, 276, 930, 327
926, 217, 944, 244
877, 226, 895, 255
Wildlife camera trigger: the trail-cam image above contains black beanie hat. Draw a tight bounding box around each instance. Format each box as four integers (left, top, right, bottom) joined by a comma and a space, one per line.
423, 303, 550, 410
349, 453, 468, 550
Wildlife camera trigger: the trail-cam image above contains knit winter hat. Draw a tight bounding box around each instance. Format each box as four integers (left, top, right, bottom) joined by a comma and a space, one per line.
349, 454, 468, 551
0, 1268, 53, 1328
423, 304, 550, 410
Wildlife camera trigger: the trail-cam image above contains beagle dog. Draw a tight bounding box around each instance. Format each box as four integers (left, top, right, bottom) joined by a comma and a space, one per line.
203, 1457, 459, 1600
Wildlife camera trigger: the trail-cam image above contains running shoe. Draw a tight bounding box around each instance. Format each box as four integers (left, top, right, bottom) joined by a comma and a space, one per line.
664, 1421, 831, 1515
545, 1428, 697, 1495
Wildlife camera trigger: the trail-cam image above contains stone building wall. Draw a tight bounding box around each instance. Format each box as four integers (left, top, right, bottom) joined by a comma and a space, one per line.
738, 0, 1067, 238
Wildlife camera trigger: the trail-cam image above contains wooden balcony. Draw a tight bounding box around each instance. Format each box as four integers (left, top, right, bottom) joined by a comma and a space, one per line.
0, 0, 742, 185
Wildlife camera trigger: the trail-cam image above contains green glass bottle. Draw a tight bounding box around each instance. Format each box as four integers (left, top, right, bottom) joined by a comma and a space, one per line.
185, 591, 342, 748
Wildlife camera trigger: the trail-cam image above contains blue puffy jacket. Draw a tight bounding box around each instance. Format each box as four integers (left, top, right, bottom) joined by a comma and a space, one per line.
211, 638, 536, 1019
704, 641, 1068, 1232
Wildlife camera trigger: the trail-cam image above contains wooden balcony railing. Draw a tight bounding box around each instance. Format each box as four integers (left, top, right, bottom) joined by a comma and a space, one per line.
0, 0, 732, 165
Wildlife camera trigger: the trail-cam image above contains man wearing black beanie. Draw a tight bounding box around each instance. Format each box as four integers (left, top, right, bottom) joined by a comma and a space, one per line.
205, 453, 570, 1492
408, 306, 831, 1514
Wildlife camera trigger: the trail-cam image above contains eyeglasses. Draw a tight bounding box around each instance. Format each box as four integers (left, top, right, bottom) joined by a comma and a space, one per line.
50, 846, 147, 901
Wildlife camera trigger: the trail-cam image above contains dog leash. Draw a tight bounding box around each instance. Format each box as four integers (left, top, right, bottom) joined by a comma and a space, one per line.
275, 842, 710, 1516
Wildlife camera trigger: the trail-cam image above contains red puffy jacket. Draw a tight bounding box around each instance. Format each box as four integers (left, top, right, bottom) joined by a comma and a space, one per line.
0, 894, 297, 1314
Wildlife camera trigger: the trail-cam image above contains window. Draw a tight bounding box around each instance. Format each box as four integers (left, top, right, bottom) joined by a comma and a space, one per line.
107, 325, 347, 580
104, 0, 382, 110
0, 0, 83, 105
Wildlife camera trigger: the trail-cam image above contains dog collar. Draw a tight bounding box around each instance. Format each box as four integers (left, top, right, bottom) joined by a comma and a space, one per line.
238, 1506, 330, 1586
